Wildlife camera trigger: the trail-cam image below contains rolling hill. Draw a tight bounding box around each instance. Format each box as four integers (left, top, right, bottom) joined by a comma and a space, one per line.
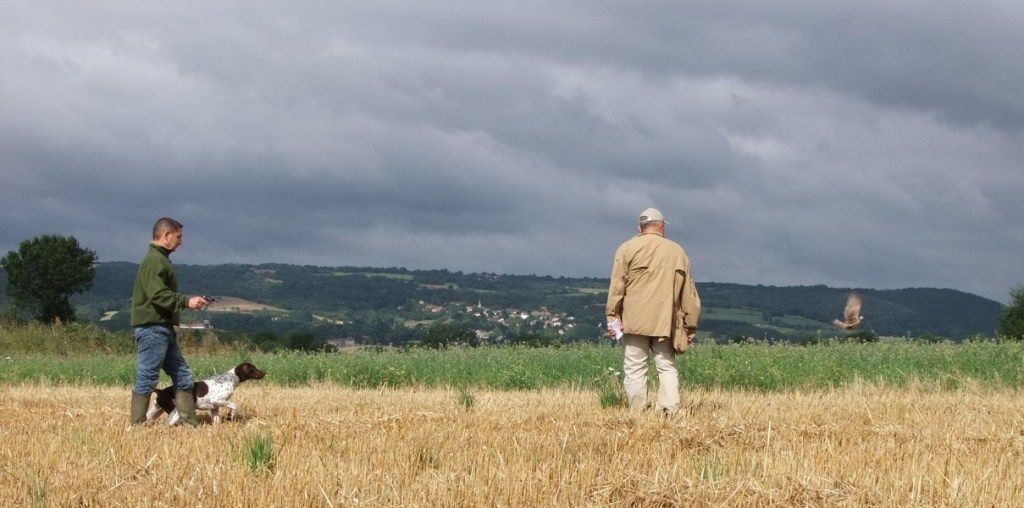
0, 262, 1004, 342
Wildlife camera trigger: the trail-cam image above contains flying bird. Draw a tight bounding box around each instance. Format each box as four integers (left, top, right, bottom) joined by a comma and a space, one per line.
833, 293, 863, 330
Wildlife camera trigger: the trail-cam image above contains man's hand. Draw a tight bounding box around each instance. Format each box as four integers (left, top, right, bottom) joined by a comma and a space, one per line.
187, 296, 209, 310
685, 328, 698, 344
606, 318, 623, 340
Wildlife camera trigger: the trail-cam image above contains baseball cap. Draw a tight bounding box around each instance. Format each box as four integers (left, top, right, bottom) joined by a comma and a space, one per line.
638, 207, 668, 224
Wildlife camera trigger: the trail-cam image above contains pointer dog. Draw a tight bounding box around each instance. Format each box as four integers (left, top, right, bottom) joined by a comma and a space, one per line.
146, 362, 265, 426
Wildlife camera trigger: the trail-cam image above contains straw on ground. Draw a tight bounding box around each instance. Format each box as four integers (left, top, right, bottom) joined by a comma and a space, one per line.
1, 383, 1023, 505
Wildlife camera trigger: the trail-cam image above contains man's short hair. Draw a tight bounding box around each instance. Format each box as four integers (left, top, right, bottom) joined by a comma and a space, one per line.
640, 219, 664, 229
152, 217, 183, 239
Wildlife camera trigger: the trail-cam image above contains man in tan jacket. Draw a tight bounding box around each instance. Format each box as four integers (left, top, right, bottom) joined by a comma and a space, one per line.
606, 208, 700, 413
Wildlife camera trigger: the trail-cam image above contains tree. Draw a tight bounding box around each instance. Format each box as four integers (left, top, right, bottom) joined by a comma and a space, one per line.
510, 333, 560, 348
1, 235, 97, 323
249, 332, 283, 352
844, 330, 879, 343
285, 331, 321, 351
419, 323, 477, 349
998, 285, 1024, 340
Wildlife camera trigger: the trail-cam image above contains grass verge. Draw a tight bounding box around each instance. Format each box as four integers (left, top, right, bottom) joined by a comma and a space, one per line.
2, 340, 1023, 391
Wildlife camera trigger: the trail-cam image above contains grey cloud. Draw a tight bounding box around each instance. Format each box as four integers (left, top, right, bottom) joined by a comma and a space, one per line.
313, 1, 1024, 131
2, 1, 1023, 302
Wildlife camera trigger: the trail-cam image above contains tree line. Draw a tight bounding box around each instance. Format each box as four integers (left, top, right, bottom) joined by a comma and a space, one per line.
3, 234, 1023, 344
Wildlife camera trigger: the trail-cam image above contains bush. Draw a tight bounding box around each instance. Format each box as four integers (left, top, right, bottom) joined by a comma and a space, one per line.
418, 323, 478, 349
246, 332, 284, 352
0, 321, 255, 356
998, 286, 1024, 340
284, 331, 323, 352
913, 333, 948, 344
796, 334, 823, 346
844, 331, 879, 343
0, 321, 134, 355
964, 333, 993, 343
510, 333, 561, 348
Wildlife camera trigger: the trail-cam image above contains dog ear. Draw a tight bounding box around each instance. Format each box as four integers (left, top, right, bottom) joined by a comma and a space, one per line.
195, 381, 209, 398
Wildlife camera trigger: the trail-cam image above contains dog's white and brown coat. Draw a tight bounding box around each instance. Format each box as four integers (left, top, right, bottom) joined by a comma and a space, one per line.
146, 362, 265, 426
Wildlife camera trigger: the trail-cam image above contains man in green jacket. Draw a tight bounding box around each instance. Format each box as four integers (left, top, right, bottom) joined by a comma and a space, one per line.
129, 217, 210, 426
606, 208, 701, 414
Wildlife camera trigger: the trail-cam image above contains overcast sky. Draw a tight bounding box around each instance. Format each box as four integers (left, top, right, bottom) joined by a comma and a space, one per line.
2, 1, 1022, 302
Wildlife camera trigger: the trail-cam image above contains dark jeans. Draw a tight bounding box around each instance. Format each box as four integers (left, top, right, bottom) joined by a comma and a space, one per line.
133, 325, 193, 395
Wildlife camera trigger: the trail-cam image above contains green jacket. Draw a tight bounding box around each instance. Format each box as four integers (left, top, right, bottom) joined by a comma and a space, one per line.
130, 243, 189, 327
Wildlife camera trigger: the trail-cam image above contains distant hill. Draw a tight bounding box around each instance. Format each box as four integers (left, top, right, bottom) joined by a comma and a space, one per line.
0, 262, 1004, 342
698, 283, 1000, 339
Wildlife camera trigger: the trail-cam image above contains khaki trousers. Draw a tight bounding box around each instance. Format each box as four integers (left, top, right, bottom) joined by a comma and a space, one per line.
622, 334, 679, 413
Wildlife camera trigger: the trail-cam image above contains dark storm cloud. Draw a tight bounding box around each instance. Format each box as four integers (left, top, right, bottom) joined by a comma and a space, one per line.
2, 1, 1022, 302
352, 1, 1024, 131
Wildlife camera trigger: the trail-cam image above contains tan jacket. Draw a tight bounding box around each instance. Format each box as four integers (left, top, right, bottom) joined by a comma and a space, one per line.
606, 232, 701, 352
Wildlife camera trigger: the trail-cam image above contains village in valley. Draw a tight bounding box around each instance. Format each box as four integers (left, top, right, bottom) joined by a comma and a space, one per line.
411, 298, 584, 343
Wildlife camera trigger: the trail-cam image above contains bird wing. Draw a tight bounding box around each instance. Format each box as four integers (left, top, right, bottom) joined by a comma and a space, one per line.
844, 293, 862, 323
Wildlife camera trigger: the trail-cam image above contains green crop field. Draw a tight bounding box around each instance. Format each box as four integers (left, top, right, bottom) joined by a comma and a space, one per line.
2, 322, 1022, 391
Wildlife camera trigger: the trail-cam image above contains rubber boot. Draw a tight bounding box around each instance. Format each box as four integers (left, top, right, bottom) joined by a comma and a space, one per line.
174, 389, 201, 427
130, 392, 151, 425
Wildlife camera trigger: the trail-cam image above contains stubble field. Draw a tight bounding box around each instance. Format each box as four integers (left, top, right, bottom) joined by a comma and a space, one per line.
3, 383, 1024, 506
